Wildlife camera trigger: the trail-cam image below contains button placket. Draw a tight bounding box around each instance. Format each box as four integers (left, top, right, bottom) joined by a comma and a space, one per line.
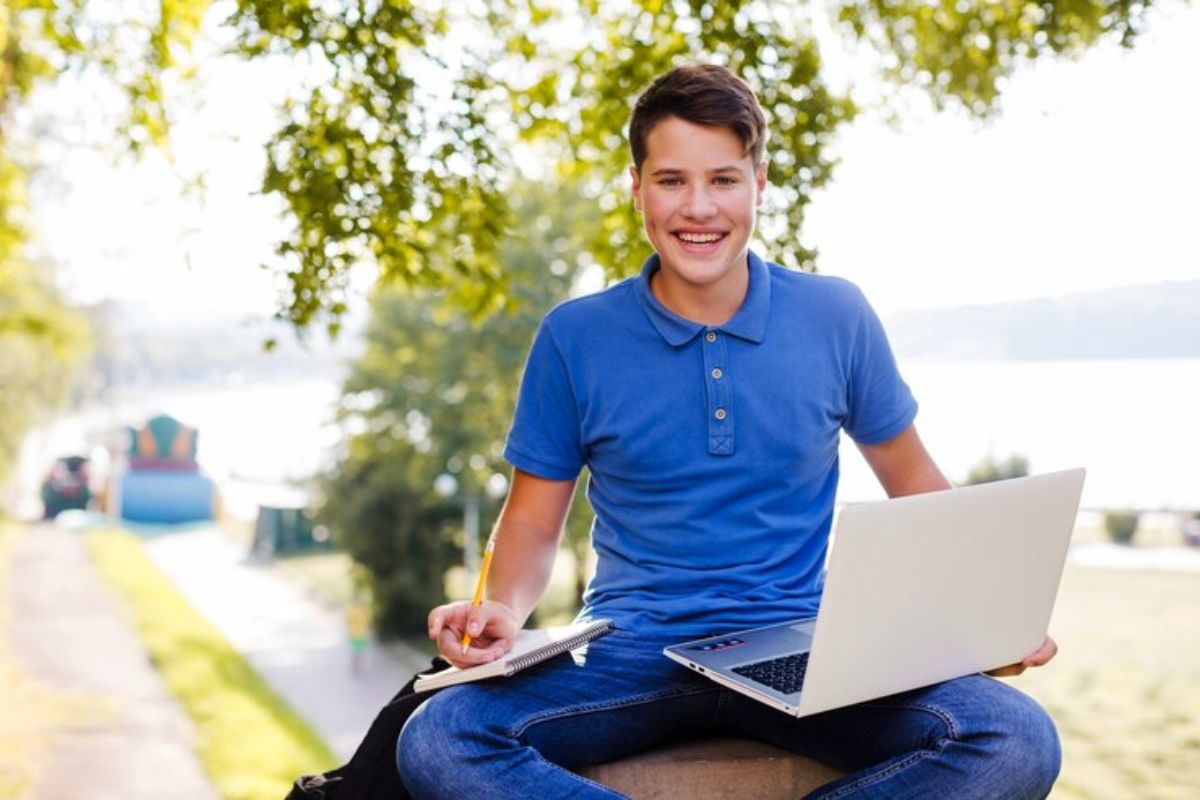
701, 329, 733, 455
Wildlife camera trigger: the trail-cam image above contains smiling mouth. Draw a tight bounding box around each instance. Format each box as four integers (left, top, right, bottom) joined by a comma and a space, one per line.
674, 232, 727, 246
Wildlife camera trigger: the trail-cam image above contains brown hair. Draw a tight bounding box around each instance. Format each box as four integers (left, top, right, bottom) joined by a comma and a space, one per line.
628, 64, 768, 172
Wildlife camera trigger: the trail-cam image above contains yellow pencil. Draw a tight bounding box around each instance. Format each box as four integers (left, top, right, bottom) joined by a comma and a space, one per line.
461, 534, 496, 653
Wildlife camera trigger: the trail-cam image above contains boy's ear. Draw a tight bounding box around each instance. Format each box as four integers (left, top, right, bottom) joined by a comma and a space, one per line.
754, 160, 767, 206
630, 166, 642, 212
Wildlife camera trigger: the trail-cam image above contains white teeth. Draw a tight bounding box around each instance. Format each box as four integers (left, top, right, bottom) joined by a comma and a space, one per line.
677, 233, 722, 244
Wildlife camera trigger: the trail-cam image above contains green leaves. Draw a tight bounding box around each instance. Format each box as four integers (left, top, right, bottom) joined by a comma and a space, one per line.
0, 256, 87, 485
835, 0, 1151, 115
229, 0, 510, 330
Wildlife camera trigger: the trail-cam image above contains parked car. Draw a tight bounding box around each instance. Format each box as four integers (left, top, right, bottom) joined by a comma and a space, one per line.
41, 455, 92, 518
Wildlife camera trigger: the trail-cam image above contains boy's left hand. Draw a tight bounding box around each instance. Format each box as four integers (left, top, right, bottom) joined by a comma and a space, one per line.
986, 635, 1058, 677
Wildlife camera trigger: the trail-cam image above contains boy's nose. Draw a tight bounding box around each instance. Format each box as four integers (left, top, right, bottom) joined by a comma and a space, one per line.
682, 187, 718, 218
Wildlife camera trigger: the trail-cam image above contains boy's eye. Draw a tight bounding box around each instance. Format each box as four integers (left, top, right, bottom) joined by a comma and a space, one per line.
658, 177, 682, 186
714, 176, 737, 186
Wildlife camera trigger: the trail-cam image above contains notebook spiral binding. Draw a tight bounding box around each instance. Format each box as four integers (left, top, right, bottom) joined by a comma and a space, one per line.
507, 620, 613, 672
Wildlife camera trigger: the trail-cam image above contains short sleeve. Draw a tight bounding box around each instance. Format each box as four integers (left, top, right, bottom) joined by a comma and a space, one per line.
843, 288, 918, 445
503, 320, 586, 480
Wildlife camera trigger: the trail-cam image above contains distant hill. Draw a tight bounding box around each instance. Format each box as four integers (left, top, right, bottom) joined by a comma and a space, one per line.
886, 280, 1200, 360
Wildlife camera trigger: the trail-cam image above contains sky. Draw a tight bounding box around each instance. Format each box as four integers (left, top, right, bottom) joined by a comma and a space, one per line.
26, 2, 1200, 320
805, 2, 1200, 316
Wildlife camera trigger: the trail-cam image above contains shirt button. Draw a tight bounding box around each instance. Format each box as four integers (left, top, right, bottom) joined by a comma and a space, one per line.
711, 368, 723, 380
705, 332, 717, 343
714, 408, 727, 420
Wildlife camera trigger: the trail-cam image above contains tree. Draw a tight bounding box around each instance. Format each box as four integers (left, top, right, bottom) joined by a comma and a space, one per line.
4, 1, 1164, 337
1, 0, 208, 484
836, 0, 1155, 114
219, 0, 1160, 332
318, 177, 594, 636
0, 259, 87, 485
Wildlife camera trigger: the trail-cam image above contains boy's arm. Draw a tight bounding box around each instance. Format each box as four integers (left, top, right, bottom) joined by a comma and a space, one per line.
855, 424, 951, 498
427, 469, 577, 668
856, 423, 1056, 676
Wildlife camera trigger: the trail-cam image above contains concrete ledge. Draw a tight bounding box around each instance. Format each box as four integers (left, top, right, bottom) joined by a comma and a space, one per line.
578, 737, 843, 799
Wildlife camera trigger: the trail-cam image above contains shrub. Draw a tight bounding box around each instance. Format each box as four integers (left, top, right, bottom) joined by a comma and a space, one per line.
964, 453, 1030, 485
1104, 511, 1140, 545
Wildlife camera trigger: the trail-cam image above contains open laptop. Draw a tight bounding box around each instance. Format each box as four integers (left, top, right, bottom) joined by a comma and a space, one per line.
664, 468, 1085, 717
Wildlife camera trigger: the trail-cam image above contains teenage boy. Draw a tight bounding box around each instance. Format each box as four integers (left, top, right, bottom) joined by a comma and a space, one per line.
397, 64, 1061, 799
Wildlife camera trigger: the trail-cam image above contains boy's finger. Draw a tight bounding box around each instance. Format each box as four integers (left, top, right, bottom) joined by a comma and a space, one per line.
1022, 637, 1058, 667
428, 603, 461, 637
438, 627, 469, 658
464, 601, 506, 636
426, 607, 445, 638
473, 644, 505, 663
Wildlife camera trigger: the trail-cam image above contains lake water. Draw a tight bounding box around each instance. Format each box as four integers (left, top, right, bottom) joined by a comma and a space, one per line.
14, 358, 1199, 519
838, 358, 1200, 511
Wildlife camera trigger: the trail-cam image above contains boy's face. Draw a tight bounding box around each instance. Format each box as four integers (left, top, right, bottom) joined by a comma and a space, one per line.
630, 116, 766, 301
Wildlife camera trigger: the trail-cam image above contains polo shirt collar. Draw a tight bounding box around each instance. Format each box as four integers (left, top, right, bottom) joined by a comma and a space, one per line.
635, 250, 772, 346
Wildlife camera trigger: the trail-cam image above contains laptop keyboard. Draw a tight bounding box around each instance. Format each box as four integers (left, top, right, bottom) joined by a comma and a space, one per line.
731, 652, 811, 695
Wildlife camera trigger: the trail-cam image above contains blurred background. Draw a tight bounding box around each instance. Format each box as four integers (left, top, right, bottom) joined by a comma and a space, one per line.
1, 0, 1197, 798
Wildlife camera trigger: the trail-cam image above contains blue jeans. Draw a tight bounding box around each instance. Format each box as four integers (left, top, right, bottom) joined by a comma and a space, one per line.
396, 628, 1060, 799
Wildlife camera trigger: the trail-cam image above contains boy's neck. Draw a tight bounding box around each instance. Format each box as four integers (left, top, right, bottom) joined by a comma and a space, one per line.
649, 256, 750, 327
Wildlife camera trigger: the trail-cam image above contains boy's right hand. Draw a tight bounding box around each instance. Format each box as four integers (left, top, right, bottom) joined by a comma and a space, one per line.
427, 599, 521, 669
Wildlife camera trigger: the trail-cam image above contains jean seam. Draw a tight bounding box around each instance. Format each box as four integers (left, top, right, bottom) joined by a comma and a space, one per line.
864, 700, 960, 740
529, 751, 630, 799
810, 700, 960, 799
815, 749, 935, 799
507, 685, 715, 739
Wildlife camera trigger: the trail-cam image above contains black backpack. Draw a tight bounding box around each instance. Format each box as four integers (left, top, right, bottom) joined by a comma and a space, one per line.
285, 657, 448, 800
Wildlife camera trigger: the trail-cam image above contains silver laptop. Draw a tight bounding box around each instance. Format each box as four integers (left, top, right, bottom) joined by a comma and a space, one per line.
664, 468, 1085, 717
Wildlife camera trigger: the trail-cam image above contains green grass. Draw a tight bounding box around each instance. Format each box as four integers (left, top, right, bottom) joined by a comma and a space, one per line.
1012, 564, 1200, 799
87, 530, 337, 800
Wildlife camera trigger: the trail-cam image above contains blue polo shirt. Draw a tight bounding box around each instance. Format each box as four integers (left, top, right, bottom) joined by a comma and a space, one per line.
504, 251, 917, 637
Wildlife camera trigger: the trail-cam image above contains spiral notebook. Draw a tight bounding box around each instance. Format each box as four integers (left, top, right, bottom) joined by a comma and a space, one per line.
413, 618, 613, 692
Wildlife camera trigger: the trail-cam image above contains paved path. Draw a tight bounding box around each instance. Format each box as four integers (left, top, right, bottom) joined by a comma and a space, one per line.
142, 526, 429, 760
6, 523, 219, 800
